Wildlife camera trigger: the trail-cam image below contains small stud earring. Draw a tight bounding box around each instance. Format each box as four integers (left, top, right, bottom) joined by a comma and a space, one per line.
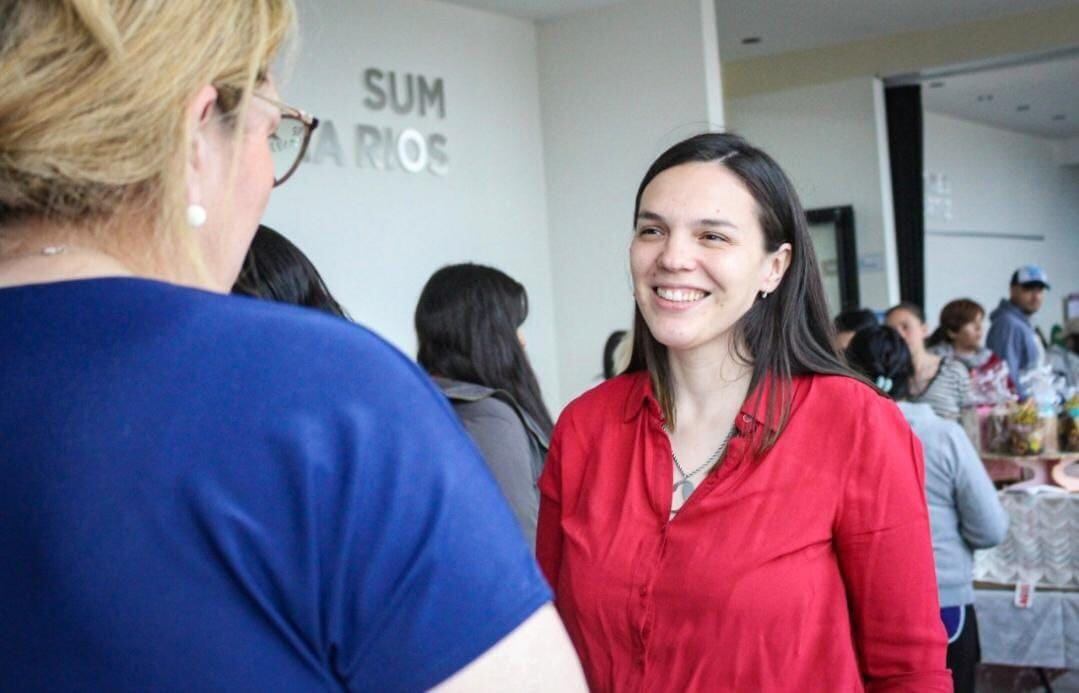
186, 204, 207, 229
759, 290, 770, 300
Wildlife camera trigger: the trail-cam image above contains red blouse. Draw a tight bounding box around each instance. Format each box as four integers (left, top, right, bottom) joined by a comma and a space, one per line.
537, 372, 950, 692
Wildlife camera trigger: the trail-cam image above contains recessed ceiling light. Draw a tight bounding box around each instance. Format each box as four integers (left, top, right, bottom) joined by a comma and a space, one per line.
928, 81, 945, 88
976, 94, 994, 102
1052, 114, 1066, 121
741, 36, 762, 45
1017, 104, 1031, 112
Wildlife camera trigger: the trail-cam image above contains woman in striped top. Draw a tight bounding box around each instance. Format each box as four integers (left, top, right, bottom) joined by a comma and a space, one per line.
926, 298, 1014, 393
886, 302, 972, 421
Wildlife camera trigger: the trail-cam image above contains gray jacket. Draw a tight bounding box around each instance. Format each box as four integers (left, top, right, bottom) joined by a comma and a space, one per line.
899, 402, 1009, 607
434, 377, 549, 548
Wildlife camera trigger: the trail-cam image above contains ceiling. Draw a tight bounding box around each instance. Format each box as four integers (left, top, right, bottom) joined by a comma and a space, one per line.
438, 0, 1079, 139
921, 54, 1079, 138
440, 0, 1078, 54
711, 0, 1079, 61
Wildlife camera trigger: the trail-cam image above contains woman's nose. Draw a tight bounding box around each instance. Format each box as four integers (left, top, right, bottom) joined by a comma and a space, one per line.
657, 234, 695, 272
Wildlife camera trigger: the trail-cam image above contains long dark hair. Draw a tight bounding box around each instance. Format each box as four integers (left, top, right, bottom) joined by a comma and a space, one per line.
833, 308, 878, 335
844, 326, 914, 400
603, 330, 627, 380
415, 263, 553, 435
232, 225, 350, 320
626, 132, 862, 452
926, 298, 983, 348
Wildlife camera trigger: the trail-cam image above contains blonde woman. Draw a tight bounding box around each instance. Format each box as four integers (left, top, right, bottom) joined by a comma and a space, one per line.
0, 2, 582, 690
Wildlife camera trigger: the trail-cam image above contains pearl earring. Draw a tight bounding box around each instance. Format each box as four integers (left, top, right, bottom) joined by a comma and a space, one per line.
760, 290, 770, 300
186, 204, 207, 229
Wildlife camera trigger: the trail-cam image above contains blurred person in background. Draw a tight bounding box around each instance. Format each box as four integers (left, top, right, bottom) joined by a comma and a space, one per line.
926, 298, 1012, 388
987, 265, 1050, 398
415, 263, 553, 547
832, 307, 878, 351
1047, 317, 1079, 390
846, 325, 1008, 693
886, 302, 971, 420
232, 224, 350, 319
602, 329, 629, 379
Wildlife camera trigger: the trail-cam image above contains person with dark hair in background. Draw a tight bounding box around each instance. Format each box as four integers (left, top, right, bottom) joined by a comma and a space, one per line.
416, 263, 553, 547
833, 307, 878, 351
537, 132, 949, 691
926, 298, 1012, 387
232, 225, 350, 319
886, 301, 971, 421
602, 329, 628, 379
1047, 317, 1079, 390
987, 265, 1051, 398
846, 326, 1008, 693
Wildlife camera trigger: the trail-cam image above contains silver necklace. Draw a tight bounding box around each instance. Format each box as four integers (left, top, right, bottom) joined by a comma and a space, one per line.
672, 425, 736, 501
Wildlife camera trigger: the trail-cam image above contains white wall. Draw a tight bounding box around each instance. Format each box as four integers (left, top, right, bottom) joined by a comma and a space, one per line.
264, 0, 562, 403
537, 0, 723, 406
727, 77, 900, 315
1055, 136, 1079, 166
923, 111, 1079, 335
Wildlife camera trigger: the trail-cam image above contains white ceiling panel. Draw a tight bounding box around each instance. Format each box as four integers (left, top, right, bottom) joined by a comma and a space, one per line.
922, 54, 1079, 138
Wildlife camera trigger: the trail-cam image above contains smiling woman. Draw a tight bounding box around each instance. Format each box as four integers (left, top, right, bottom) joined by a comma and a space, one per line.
537, 132, 952, 691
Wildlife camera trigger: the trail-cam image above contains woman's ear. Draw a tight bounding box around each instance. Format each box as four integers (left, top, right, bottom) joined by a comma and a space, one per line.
762, 242, 792, 293
185, 85, 219, 206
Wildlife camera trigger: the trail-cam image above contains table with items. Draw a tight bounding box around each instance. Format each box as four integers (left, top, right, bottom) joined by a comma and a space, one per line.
973, 491, 1079, 669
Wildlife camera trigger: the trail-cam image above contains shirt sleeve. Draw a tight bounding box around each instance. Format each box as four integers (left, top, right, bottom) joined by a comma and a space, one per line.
536, 412, 569, 592
455, 398, 540, 547
833, 397, 951, 692
948, 423, 1009, 549
323, 359, 552, 691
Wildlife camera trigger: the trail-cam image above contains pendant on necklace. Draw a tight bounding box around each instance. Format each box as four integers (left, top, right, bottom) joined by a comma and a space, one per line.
674, 478, 695, 501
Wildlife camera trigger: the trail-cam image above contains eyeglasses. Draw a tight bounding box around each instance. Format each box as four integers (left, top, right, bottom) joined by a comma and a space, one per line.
255, 93, 319, 187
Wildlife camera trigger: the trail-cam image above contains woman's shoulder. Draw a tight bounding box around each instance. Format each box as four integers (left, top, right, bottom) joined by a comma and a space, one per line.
801, 372, 884, 405
939, 356, 969, 377
450, 388, 522, 426
927, 342, 955, 358
175, 286, 444, 418
798, 373, 908, 430
560, 371, 646, 422
223, 293, 415, 379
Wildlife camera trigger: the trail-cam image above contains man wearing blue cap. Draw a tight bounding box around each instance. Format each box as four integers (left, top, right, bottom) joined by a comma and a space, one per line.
986, 265, 1050, 397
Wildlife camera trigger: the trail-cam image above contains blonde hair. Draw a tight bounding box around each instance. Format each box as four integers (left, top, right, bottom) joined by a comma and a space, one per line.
0, 0, 295, 279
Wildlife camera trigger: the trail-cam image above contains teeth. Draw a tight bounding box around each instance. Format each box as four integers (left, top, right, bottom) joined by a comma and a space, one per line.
656, 287, 706, 302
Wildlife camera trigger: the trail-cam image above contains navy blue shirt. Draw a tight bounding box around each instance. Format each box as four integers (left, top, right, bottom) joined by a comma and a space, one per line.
0, 278, 550, 691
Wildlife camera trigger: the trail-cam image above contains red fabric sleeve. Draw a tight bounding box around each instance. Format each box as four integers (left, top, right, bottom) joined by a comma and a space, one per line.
833, 398, 953, 692
535, 414, 566, 592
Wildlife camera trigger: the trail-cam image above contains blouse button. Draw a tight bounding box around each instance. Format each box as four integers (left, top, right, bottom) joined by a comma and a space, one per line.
742, 414, 752, 423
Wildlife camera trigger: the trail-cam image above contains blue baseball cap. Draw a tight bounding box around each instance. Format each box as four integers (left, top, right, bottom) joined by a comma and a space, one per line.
1011, 265, 1050, 290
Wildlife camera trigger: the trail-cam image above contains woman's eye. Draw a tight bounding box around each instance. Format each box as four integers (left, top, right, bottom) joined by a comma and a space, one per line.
702, 232, 726, 243
637, 226, 661, 237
